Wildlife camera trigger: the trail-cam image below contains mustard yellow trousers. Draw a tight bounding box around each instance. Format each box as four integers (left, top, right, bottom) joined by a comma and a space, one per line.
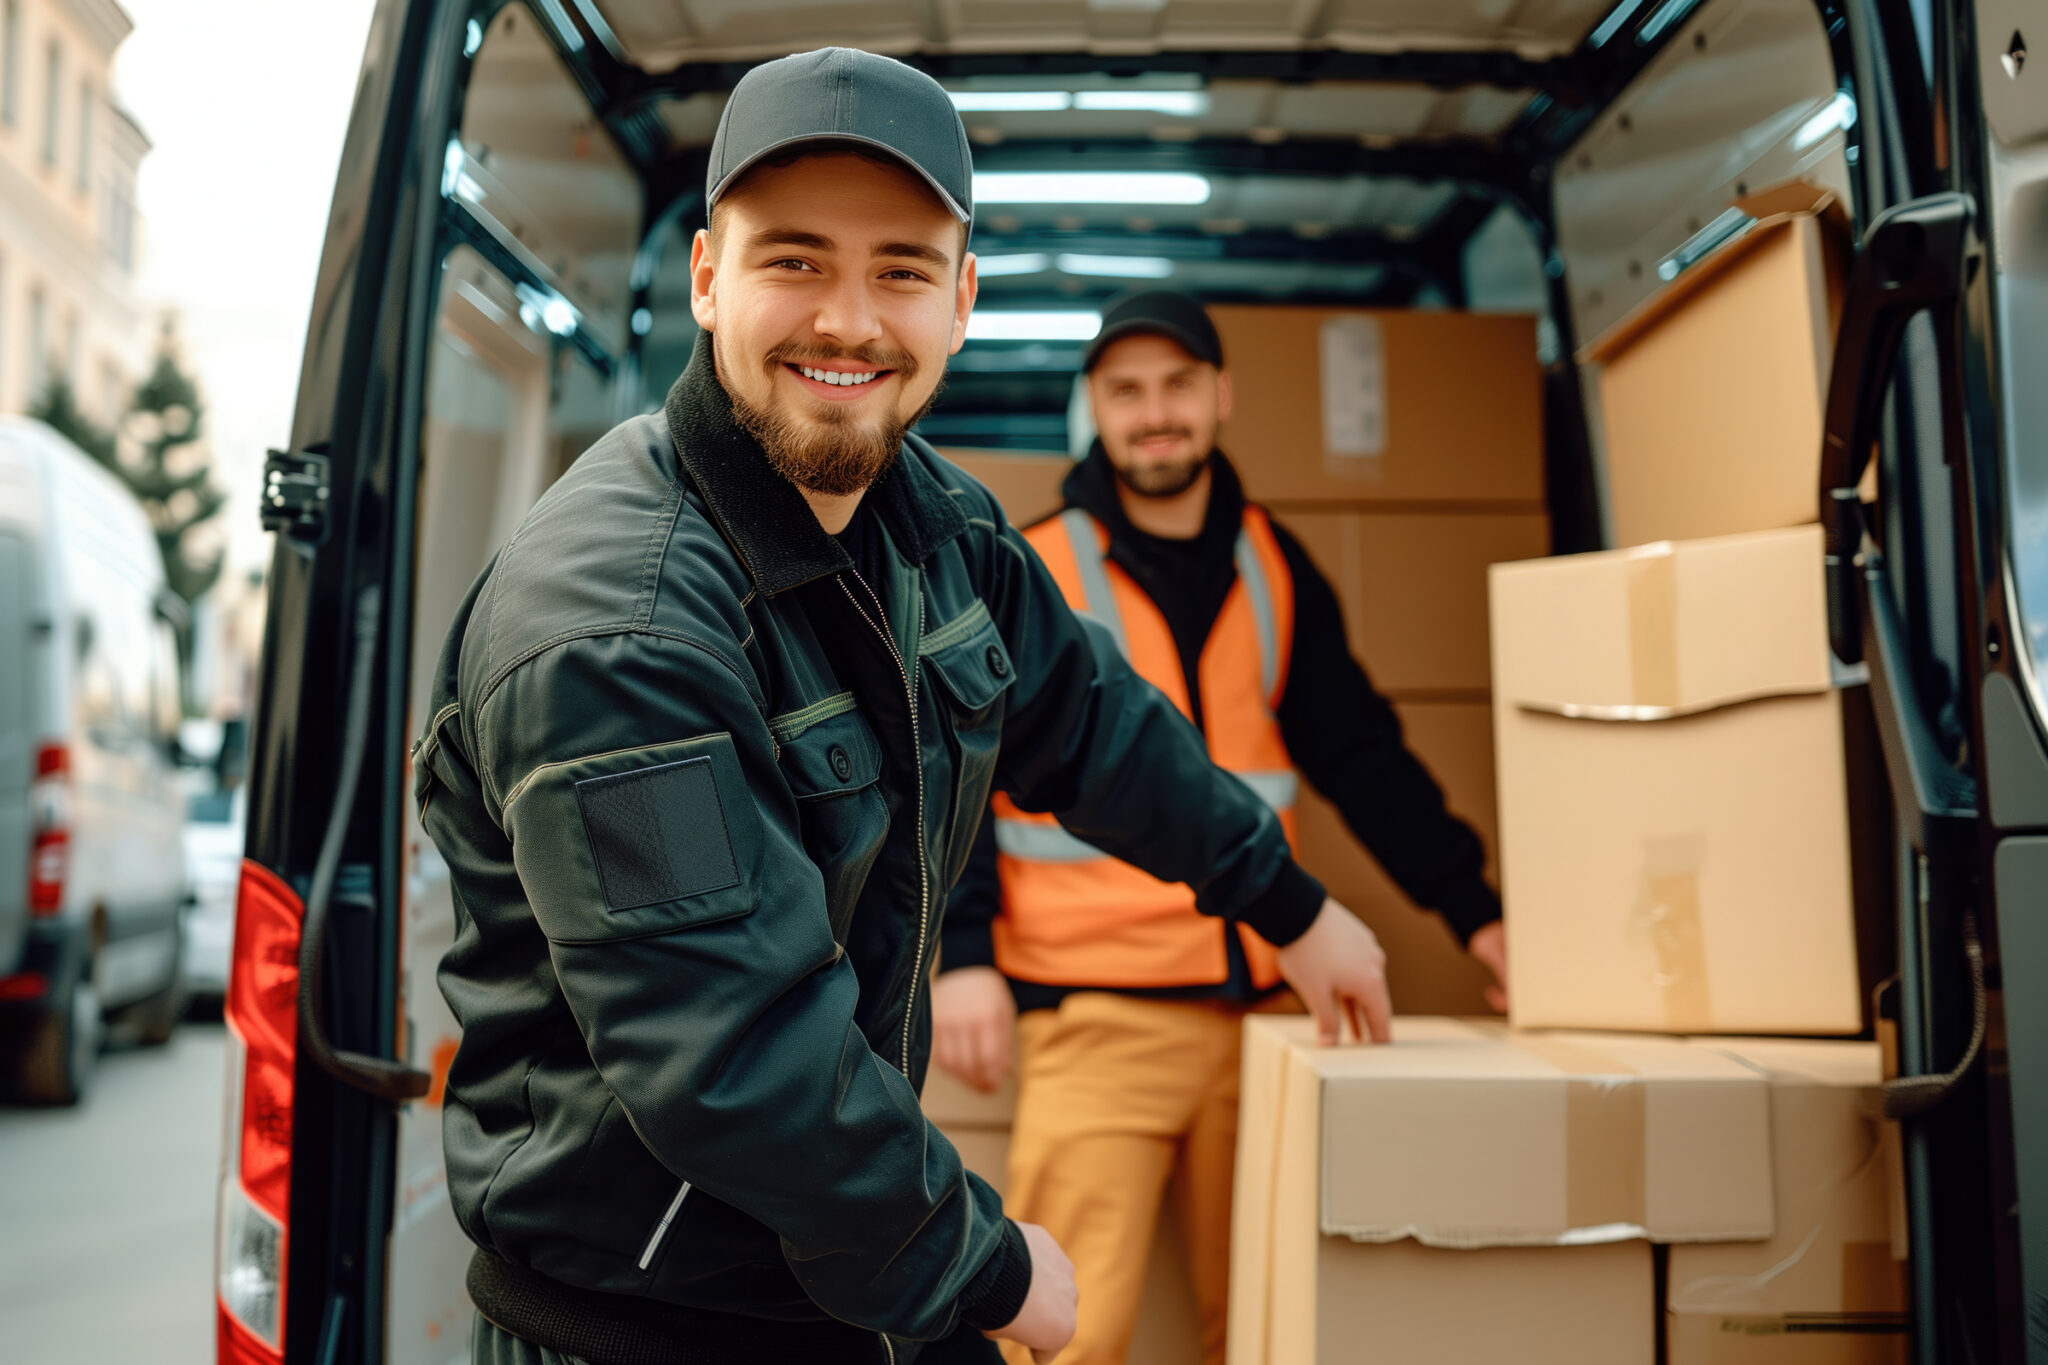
1000, 991, 1296, 1365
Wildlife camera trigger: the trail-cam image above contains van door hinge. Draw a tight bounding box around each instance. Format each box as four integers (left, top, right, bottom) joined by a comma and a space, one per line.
262, 448, 332, 547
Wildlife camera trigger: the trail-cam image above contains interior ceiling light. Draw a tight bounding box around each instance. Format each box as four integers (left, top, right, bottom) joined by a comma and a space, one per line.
948, 91, 1209, 116
1636, 0, 1700, 44
949, 92, 1075, 112
973, 172, 1212, 205
1073, 91, 1210, 116
1586, 0, 1650, 48
1791, 90, 1857, 151
974, 253, 1053, 276
1054, 253, 1175, 279
966, 311, 1103, 342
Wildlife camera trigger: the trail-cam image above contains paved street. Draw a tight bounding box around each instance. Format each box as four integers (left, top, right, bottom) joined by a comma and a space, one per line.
0, 1021, 223, 1365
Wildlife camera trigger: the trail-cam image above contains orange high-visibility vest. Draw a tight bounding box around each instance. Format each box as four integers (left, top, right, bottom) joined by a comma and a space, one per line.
991, 504, 1297, 989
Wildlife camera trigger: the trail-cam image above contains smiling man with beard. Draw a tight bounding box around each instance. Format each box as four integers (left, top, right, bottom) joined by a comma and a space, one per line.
933, 290, 1509, 1365
416, 49, 1391, 1365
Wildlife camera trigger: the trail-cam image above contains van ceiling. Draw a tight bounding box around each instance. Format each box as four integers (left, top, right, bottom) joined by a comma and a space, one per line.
597, 1, 1616, 66
566, 0, 1771, 448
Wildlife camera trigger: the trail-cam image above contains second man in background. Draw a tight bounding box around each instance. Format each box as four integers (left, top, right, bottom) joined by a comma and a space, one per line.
934, 290, 1510, 1365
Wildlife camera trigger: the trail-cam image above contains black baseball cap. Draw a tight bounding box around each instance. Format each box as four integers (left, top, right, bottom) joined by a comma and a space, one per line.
1082, 290, 1225, 372
707, 48, 973, 225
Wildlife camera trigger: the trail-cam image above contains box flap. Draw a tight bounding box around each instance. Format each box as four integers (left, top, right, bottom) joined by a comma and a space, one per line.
1282, 1017, 1772, 1248
1490, 524, 1832, 719
1586, 179, 1849, 367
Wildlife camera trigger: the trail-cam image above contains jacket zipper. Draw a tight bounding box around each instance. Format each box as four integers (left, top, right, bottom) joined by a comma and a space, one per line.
638, 1180, 692, 1270
837, 571, 931, 1077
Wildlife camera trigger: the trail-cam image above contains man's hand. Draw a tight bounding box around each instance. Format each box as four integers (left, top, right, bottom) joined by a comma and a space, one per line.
932, 966, 1016, 1093
985, 1221, 1077, 1363
1467, 920, 1509, 1014
1275, 899, 1392, 1045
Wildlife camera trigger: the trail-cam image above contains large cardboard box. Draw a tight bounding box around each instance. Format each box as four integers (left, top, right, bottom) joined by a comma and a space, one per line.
1667, 1039, 1908, 1364
1588, 182, 1849, 547
1211, 306, 1545, 506
1490, 524, 1862, 1035
920, 1063, 1204, 1365
938, 449, 1073, 529
1230, 1016, 1774, 1365
1292, 701, 1500, 1016
1284, 509, 1551, 695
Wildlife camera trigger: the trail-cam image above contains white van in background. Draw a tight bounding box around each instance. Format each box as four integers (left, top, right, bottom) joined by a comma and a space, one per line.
0, 417, 188, 1105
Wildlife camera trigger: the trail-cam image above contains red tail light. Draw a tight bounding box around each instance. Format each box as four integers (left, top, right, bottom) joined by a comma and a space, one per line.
216, 859, 301, 1362
28, 743, 68, 917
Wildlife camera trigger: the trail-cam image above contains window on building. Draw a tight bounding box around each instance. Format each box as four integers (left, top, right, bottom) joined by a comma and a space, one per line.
63, 310, 79, 390
75, 78, 92, 192
1, 1, 19, 127
105, 169, 135, 272
41, 38, 59, 166
27, 284, 47, 402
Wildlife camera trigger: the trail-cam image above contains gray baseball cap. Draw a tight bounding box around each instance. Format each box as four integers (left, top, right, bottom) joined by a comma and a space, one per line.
707, 48, 973, 225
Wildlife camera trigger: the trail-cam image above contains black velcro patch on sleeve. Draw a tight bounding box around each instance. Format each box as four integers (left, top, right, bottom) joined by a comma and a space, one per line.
573, 757, 740, 912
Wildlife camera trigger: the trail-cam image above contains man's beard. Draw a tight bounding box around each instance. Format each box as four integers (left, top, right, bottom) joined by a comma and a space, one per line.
724, 337, 941, 497
1108, 427, 1209, 499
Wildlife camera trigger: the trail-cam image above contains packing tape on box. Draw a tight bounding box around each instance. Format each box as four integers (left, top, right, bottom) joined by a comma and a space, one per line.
1481, 1028, 1651, 1237
1636, 834, 1715, 1032
1513, 542, 1832, 722
1629, 547, 1681, 711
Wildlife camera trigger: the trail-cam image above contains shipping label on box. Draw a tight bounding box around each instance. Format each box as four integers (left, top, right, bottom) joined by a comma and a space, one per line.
1318, 315, 1388, 458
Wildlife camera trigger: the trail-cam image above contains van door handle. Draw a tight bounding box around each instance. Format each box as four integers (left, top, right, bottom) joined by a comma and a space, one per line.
298, 584, 432, 1104
1817, 191, 1973, 667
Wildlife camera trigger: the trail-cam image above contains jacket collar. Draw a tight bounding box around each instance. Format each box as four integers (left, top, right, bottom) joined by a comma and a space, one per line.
1061, 440, 1248, 563
662, 333, 968, 597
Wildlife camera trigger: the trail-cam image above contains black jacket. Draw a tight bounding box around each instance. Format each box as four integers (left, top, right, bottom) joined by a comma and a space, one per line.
414, 340, 1325, 1351
941, 446, 1501, 1007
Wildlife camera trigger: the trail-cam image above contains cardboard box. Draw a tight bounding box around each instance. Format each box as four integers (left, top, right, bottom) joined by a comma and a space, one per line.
1211, 306, 1545, 506
938, 449, 1073, 529
920, 1061, 1203, 1365
1282, 509, 1552, 695
1668, 1039, 1908, 1364
1230, 1016, 1773, 1365
1490, 524, 1862, 1034
1588, 182, 1849, 547
1292, 701, 1500, 1016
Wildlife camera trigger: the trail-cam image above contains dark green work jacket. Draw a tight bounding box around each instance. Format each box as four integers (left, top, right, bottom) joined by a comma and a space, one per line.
414, 337, 1321, 1346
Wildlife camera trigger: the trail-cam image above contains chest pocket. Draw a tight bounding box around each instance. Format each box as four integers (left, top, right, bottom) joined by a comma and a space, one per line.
918, 601, 1015, 889
772, 697, 886, 944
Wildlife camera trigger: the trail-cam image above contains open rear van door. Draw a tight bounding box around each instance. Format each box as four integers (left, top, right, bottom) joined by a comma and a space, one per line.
1816, 2, 2046, 1359
219, 2, 660, 1361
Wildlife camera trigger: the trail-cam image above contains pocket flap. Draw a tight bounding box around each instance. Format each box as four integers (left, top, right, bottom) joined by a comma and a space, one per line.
919, 604, 1015, 712
774, 704, 882, 799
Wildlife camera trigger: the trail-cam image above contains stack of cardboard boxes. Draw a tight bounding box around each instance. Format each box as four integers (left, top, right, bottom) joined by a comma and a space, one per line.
932, 180, 1897, 1361
1228, 181, 1906, 1363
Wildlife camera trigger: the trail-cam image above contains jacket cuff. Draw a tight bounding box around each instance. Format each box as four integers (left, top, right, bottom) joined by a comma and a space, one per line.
939, 919, 998, 974
958, 1219, 1033, 1332
1437, 881, 1504, 946
1238, 859, 1326, 949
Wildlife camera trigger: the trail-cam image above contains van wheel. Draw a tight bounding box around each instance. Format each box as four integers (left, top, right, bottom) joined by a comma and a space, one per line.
12, 967, 103, 1106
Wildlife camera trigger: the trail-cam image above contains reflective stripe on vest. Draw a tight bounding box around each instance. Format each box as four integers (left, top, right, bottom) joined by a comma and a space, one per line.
989, 504, 1298, 990
994, 769, 1299, 863
1053, 505, 1282, 709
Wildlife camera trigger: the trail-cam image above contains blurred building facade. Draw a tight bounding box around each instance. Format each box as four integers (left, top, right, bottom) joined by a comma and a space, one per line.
0, 0, 146, 424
